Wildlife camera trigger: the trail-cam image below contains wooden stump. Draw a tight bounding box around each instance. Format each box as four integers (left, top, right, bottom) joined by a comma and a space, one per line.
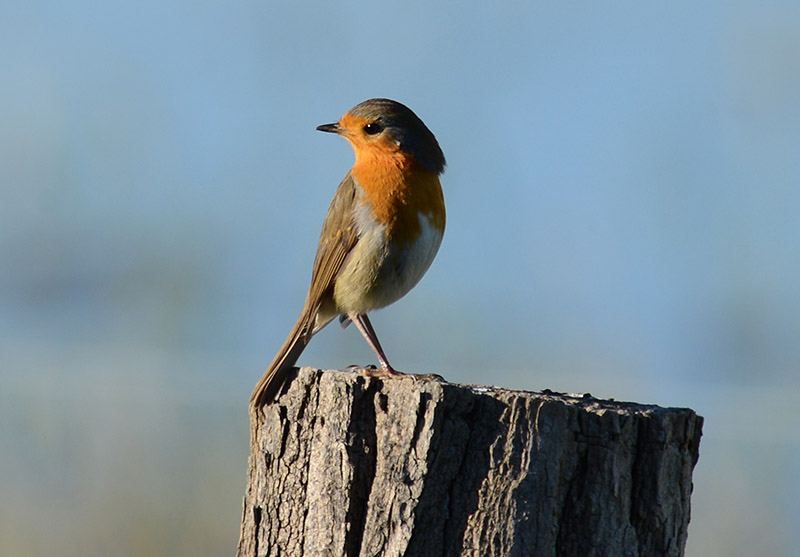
238, 368, 702, 557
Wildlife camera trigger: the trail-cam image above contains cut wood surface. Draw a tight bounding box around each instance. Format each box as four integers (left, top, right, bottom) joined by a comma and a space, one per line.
238, 367, 702, 557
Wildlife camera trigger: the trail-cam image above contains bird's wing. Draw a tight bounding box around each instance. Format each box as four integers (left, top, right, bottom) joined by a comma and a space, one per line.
304, 171, 360, 313
250, 172, 360, 407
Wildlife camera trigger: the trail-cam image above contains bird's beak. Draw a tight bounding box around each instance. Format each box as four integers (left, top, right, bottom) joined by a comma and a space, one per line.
316, 122, 342, 134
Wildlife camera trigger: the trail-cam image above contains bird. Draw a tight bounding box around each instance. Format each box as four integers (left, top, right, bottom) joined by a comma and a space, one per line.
250, 98, 446, 407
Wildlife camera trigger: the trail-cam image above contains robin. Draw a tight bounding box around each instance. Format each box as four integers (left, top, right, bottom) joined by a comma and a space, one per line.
250, 98, 446, 407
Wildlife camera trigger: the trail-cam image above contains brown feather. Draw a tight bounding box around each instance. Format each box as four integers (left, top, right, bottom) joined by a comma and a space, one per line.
250, 173, 360, 407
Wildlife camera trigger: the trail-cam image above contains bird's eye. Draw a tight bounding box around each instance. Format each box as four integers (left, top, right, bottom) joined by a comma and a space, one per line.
364, 122, 383, 135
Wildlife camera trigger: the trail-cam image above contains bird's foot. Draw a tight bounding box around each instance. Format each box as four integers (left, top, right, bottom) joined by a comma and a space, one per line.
346, 364, 445, 383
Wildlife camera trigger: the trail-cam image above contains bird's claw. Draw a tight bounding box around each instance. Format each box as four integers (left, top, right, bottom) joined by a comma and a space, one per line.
346, 364, 445, 383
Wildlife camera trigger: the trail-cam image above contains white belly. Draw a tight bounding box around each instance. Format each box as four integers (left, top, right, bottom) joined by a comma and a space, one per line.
333, 211, 443, 314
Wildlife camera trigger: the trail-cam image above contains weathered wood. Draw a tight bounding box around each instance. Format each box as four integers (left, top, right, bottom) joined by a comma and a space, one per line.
238, 368, 702, 557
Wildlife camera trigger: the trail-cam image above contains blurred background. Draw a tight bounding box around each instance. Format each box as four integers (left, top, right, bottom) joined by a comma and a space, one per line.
2, 1, 798, 555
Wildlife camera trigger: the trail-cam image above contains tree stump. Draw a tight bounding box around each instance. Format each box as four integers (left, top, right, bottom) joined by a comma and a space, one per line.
238, 368, 702, 557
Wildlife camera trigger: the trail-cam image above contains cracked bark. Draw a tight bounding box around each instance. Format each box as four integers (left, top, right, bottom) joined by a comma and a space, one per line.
237, 368, 702, 557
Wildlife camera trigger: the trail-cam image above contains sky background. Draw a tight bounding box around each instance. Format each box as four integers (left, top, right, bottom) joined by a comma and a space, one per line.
2, 1, 799, 555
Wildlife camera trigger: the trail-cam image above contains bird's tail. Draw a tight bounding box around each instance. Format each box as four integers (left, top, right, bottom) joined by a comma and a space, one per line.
250, 310, 315, 407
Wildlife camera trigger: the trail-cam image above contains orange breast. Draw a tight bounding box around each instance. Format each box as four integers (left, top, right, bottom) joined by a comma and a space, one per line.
350, 144, 445, 248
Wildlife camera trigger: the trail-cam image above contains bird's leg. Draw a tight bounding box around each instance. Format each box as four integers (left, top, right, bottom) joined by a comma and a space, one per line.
349, 313, 404, 377
347, 312, 444, 382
